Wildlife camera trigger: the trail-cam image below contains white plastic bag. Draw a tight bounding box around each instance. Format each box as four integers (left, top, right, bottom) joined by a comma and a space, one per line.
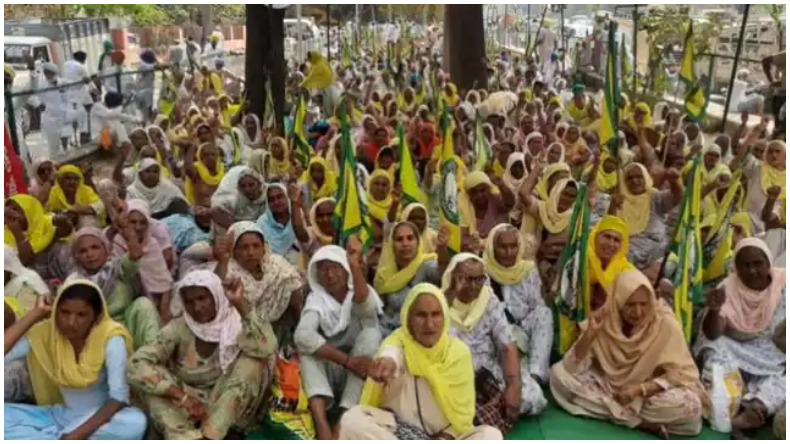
709, 363, 744, 433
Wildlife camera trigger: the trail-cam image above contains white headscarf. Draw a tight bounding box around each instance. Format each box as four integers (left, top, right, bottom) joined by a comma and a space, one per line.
503, 152, 527, 192
145, 125, 172, 155
304, 245, 381, 337
171, 270, 242, 373
239, 114, 262, 146
4, 246, 50, 298
210, 165, 267, 221
126, 158, 186, 214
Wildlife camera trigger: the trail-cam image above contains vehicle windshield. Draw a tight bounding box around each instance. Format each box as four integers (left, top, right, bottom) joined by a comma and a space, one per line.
4, 44, 31, 66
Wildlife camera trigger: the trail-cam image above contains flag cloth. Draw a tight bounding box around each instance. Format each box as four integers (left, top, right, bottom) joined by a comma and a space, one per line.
472, 110, 492, 172
438, 105, 462, 255
264, 79, 276, 130
598, 23, 620, 158
5, 121, 27, 198
619, 33, 631, 88
679, 22, 707, 122
292, 95, 312, 169
554, 181, 591, 355
333, 108, 374, 250
667, 154, 704, 342
397, 124, 428, 206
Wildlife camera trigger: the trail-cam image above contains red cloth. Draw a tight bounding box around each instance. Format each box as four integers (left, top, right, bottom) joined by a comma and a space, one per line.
4, 121, 27, 198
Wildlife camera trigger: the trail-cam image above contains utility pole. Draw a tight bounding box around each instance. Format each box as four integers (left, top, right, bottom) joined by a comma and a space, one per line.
355, 4, 360, 52
721, 4, 751, 131
200, 5, 212, 43
325, 4, 331, 61
296, 4, 303, 61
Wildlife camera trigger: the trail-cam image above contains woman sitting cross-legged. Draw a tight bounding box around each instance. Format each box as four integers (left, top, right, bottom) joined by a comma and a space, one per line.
294, 242, 383, 440
550, 269, 706, 438
4, 279, 147, 440
339, 283, 503, 440
694, 237, 786, 438
127, 270, 275, 440
442, 253, 547, 433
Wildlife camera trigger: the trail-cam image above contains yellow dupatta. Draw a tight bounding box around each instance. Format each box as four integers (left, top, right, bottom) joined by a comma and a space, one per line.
360, 283, 475, 436
441, 253, 492, 332
45, 165, 102, 214
185, 143, 226, 205
268, 137, 293, 179
535, 163, 572, 201
457, 171, 499, 235
586, 216, 635, 314
5, 296, 24, 318
365, 169, 394, 222
761, 163, 786, 200
26, 279, 133, 406
483, 223, 535, 285
617, 163, 656, 235
308, 197, 336, 246
597, 150, 618, 192
626, 102, 653, 134
374, 222, 437, 295
4, 195, 57, 254
537, 178, 576, 234
401, 203, 438, 254
301, 51, 334, 90
443, 83, 460, 108
300, 157, 338, 201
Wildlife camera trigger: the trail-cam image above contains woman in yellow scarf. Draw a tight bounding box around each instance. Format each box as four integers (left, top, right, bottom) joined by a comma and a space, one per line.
347, 284, 495, 440
586, 215, 634, 314
5, 194, 58, 261
268, 136, 293, 180
443, 83, 461, 108
535, 163, 572, 201
300, 157, 338, 207
616, 163, 657, 236
401, 203, 438, 254
374, 221, 438, 312
4, 279, 145, 440
45, 164, 105, 227
301, 51, 334, 90
366, 169, 395, 223
483, 223, 553, 387
748, 140, 786, 215
536, 178, 578, 235
625, 102, 653, 136
374, 146, 398, 180
597, 150, 619, 193
701, 143, 729, 186
184, 142, 225, 206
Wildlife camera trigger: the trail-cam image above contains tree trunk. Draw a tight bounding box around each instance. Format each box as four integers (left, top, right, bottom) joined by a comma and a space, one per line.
443, 5, 486, 92
245, 5, 286, 136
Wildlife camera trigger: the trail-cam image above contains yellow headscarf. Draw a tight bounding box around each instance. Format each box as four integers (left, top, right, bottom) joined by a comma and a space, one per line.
586, 216, 635, 314
443, 83, 460, 108
4, 195, 57, 254
366, 169, 394, 222
538, 178, 576, 234
375, 146, 398, 180
617, 163, 656, 235
597, 150, 618, 192
535, 162, 572, 201
45, 165, 102, 215
26, 279, 133, 406
301, 157, 338, 201
268, 137, 293, 179
441, 253, 492, 332
185, 143, 226, 204
626, 102, 653, 134
761, 141, 786, 200
483, 223, 535, 285
5, 296, 24, 318
401, 203, 437, 254
374, 222, 437, 295
301, 51, 335, 90
458, 171, 499, 235
359, 283, 475, 436
701, 144, 729, 187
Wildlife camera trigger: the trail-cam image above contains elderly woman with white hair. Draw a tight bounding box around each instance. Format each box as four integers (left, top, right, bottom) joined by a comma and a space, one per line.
294, 242, 383, 440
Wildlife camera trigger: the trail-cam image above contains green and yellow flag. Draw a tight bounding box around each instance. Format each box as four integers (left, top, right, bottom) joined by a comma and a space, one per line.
680, 21, 707, 122
668, 153, 704, 342
397, 124, 427, 206
438, 105, 462, 255
292, 95, 312, 169
554, 181, 591, 355
599, 23, 620, 158
333, 107, 374, 250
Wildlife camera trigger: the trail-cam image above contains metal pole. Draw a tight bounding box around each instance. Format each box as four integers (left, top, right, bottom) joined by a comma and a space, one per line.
355, 4, 360, 53
296, 4, 303, 61
325, 4, 331, 62
632, 5, 638, 95
721, 4, 750, 132
560, 5, 566, 74
527, 5, 531, 53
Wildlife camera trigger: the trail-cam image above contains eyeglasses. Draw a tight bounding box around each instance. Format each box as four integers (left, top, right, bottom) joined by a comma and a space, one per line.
459, 275, 487, 286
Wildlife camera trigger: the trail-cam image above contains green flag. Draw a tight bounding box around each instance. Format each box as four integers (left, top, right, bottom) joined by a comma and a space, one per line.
292, 95, 312, 169
598, 23, 620, 159
679, 22, 707, 122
